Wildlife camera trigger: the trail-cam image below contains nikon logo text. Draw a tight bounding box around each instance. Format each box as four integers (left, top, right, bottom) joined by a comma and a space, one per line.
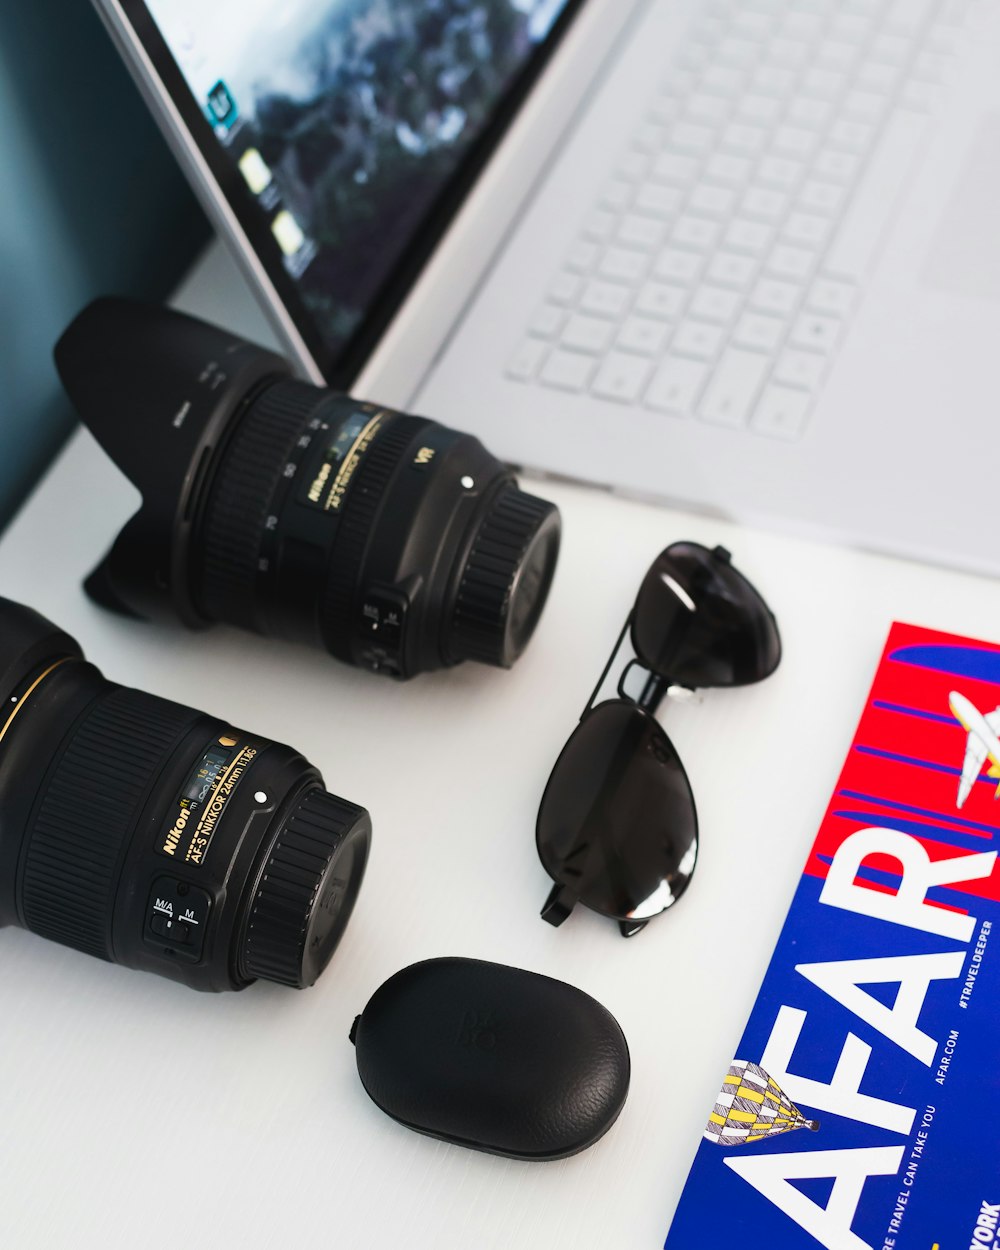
162, 806, 191, 856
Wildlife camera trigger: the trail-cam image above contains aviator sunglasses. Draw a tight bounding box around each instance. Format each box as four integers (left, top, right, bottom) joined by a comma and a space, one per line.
536, 542, 781, 937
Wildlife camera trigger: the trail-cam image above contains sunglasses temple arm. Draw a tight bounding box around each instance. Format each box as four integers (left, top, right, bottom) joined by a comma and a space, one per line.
582, 613, 633, 720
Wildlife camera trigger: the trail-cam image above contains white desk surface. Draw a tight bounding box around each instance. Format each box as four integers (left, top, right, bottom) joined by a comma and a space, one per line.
0, 244, 996, 1250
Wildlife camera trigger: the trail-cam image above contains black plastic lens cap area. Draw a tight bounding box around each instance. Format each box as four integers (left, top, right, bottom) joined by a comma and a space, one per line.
350, 957, 630, 1161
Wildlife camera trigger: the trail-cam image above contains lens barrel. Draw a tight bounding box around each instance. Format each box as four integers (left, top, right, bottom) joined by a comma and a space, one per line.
55, 300, 560, 678
0, 598, 370, 991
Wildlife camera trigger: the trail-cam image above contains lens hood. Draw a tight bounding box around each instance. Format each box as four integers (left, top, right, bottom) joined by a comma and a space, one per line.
55, 298, 291, 626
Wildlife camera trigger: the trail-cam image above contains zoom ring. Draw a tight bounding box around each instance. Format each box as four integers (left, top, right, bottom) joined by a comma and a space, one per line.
450, 487, 554, 667
197, 379, 320, 628
20, 688, 197, 959
241, 787, 365, 988
321, 413, 429, 662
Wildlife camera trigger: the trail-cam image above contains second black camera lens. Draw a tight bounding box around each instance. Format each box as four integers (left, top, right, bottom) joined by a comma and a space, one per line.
0, 597, 370, 991
55, 299, 561, 678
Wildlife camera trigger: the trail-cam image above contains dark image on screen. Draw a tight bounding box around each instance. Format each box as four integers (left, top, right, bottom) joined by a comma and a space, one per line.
150, 0, 568, 356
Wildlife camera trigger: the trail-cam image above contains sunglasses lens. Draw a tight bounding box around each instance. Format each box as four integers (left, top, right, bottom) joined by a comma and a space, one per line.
631, 543, 781, 688
536, 701, 697, 921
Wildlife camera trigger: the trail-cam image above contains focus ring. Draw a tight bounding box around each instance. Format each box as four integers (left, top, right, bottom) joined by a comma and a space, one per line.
197, 379, 318, 628
20, 688, 197, 959
450, 487, 556, 667
321, 414, 429, 661
241, 787, 367, 988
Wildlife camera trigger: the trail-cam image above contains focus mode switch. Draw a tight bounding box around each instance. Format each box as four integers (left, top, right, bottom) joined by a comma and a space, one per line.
145, 877, 212, 961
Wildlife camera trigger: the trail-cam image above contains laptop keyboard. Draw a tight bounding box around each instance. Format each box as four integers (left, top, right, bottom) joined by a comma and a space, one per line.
506, 0, 965, 440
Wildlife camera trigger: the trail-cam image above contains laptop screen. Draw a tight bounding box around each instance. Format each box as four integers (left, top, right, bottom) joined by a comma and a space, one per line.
134, 0, 574, 377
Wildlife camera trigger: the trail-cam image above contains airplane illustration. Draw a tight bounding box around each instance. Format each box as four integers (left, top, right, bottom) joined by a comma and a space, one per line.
948, 691, 1000, 808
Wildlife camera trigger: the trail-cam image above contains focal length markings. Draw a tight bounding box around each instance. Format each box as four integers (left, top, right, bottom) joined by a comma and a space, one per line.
161, 739, 258, 866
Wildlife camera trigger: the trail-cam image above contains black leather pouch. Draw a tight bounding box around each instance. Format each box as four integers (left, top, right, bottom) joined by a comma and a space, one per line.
350, 957, 630, 1160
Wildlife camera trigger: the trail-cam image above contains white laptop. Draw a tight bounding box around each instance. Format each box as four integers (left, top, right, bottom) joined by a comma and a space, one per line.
93, 0, 1000, 575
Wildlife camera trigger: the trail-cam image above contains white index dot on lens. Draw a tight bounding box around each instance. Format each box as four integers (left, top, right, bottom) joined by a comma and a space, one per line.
254, 791, 268, 804
461, 475, 475, 489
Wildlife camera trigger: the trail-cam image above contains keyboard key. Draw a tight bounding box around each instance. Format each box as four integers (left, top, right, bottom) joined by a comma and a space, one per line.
718, 36, 759, 67
707, 252, 759, 288
870, 33, 910, 65
672, 216, 721, 250
843, 89, 885, 123
654, 249, 703, 284
566, 241, 599, 272
830, 14, 872, 43
671, 319, 725, 359
787, 97, 833, 127
738, 93, 782, 124
633, 123, 667, 153
742, 187, 789, 220
645, 357, 708, 413
814, 149, 861, 182
540, 350, 595, 391
767, 245, 815, 280
768, 36, 810, 68
829, 120, 874, 152
506, 339, 547, 381
721, 122, 768, 154
807, 278, 857, 316
801, 68, 846, 98
618, 317, 671, 355
757, 156, 804, 189
790, 312, 841, 352
688, 184, 736, 217
750, 64, 797, 96
591, 352, 652, 403
798, 180, 846, 214
751, 385, 813, 438
686, 93, 731, 124
698, 348, 770, 426
884, 0, 934, 33
601, 179, 633, 211
724, 219, 773, 254
580, 280, 631, 318
599, 247, 648, 284
781, 12, 825, 40
899, 81, 941, 112
816, 39, 858, 71
701, 65, 746, 95
635, 281, 687, 320
689, 285, 743, 325
547, 273, 582, 306
669, 122, 715, 154
618, 151, 650, 181
773, 348, 828, 388
772, 125, 818, 158
749, 277, 799, 316
617, 215, 667, 249
528, 305, 565, 338
634, 183, 684, 219
653, 152, 700, 185
705, 153, 753, 184
584, 211, 617, 242
783, 212, 831, 247
857, 61, 899, 93
562, 314, 615, 354
733, 311, 785, 351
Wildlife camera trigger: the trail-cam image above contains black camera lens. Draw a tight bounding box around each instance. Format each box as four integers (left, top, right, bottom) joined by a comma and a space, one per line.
0, 597, 371, 991
55, 299, 561, 679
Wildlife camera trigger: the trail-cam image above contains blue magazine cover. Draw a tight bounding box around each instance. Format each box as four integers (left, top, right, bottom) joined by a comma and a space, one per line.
665, 622, 1000, 1250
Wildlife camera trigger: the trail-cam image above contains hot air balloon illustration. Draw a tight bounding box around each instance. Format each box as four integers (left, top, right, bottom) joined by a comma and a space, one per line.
704, 1060, 820, 1146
